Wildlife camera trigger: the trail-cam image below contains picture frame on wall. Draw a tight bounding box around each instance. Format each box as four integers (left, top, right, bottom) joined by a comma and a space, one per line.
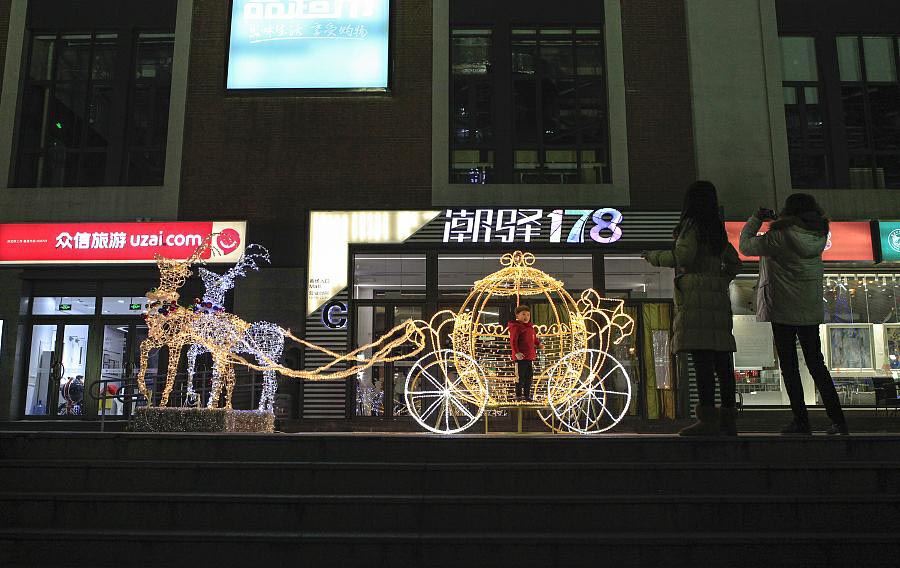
885, 324, 900, 371
826, 324, 875, 370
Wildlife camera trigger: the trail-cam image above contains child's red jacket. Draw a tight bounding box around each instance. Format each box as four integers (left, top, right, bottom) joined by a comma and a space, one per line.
508, 320, 541, 361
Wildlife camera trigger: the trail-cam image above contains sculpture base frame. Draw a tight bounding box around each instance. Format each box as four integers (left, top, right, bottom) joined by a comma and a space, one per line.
130, 407, 275, 433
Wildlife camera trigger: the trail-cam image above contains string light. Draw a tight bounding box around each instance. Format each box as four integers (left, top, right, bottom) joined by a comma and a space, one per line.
137, 246, 632, 435
403, 252, 635, 434
183, 244, 285, 412
137, 236, 428, 416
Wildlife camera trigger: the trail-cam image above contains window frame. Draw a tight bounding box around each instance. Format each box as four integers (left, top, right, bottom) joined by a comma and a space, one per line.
12, 27, 175, 188
432, 0, 630, 207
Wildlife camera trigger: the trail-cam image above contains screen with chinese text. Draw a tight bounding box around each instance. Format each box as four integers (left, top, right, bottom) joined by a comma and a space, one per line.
227, 0, 390, 90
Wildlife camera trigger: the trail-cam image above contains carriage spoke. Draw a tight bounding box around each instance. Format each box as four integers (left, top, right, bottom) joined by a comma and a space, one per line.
409, 390, 445, 398
450, 397, 476, 421
420, 396, 445, 423
420, 368, 446, 391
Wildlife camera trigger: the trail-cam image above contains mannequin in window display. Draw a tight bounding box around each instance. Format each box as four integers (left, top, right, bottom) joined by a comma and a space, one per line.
740, 193, 849, 435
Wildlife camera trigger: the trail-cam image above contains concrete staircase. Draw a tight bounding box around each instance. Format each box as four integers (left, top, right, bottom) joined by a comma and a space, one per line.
1, 432, 899, 566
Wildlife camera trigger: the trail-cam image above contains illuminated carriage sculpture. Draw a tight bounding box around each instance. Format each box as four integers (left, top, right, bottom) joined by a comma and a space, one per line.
136, 240, 633, 435
404, 251, 636, 434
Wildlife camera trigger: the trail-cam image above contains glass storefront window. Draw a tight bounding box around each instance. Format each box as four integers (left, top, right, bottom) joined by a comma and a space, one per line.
439, 254, 593, 302
353, 255, 426, 300
604, 255, 674, 299
32, 296, 96, 316
101, 297, 148, 315
731, 273, 900, 407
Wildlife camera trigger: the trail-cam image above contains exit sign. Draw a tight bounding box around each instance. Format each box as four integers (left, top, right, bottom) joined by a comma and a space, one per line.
129, 303, 143, 311
58, 304, 72, 311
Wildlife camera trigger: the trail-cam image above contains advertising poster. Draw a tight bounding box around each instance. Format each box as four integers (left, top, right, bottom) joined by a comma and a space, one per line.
227, 0, 390, 90
0, 221, 247, 264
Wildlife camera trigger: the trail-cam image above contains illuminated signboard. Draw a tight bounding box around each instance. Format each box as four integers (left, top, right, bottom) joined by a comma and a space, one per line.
877, 221, 900, 262
227, 0, 390, 90
322, 299, 348, 329
0, 221, 247, 265
725, 221, 874, 262
307, 210, 438, 313
442, 209, 625, 245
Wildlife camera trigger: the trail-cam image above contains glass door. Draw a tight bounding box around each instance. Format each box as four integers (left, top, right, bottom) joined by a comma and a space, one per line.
24, 323, 91, 416
353, 304, 424, 418
100, 322, 158, 416
24, 325, 58, 415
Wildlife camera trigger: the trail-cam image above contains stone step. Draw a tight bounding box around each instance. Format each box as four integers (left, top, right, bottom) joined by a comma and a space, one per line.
1, 459, 895, 496
4, 432, 900, 464
2, 528, 898, 567
4, 492, 898, 534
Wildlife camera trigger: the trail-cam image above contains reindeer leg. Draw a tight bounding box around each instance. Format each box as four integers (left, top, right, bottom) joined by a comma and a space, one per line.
159, 342, 183, 407
136, 340, 154, 406
207, 363, 223, 409
223, 362, 236, 411
186, 344, 203, 406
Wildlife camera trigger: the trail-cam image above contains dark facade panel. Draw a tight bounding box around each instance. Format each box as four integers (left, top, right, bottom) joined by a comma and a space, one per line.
620, 0, 695, 209
178, 0, 433, 222
777, 0, 900, 33
27, 0, 177, 29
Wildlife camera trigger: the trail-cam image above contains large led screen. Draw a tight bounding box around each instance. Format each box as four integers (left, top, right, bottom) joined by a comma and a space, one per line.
227, 0, 390, 90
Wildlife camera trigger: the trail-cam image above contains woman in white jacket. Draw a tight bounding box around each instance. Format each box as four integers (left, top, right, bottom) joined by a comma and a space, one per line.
739, 194, 848, 435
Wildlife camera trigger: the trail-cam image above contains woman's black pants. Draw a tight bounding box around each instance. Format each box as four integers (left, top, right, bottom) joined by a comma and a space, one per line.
771, 323, 846, 426
690, 350, 736, 408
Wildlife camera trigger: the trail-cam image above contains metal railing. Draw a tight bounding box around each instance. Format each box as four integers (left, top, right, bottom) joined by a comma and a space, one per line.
85, 368, 273, 431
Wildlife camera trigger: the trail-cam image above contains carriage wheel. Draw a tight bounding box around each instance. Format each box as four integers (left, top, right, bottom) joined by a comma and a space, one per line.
405, 349, 488, 434
546, 349, 632, 434
537, 410, 568, 434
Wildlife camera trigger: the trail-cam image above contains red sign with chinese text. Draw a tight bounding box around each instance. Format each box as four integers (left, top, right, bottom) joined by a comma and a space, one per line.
0, 221, 247, 264
725, 221, 874, 262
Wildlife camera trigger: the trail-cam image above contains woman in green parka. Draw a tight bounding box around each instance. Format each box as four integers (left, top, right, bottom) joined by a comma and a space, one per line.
643, 181, 742, 436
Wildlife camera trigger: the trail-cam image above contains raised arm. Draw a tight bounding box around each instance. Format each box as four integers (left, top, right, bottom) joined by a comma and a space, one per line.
739, 216, 783, 257
645, 226, 698, 269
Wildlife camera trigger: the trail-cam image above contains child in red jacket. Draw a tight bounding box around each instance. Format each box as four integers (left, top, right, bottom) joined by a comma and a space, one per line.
508, 305, 541, 402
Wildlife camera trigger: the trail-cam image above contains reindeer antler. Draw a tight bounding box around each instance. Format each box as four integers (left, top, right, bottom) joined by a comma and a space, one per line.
186, 233, 217, 265
223, 244, 271, 282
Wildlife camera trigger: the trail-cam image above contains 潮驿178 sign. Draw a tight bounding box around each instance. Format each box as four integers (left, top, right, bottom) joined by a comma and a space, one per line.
0, 221, 247, 264
442, 209, 624, 244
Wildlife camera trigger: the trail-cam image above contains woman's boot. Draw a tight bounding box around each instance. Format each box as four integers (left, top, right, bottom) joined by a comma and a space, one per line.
678, 405, 720, 436
719, 407, 738, 436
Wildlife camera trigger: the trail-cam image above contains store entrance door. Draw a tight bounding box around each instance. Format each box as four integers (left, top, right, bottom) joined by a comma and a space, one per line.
615, 302, 677, 420
24, 322, 91, 417
353, 304, 423, 418
99, 322, 158, 417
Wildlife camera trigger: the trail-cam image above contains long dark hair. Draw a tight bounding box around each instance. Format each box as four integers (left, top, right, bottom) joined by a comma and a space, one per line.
674, 180, 728, 254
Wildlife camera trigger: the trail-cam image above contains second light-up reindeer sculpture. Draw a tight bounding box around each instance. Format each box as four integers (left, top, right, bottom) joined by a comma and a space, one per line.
185, 244, 286, 412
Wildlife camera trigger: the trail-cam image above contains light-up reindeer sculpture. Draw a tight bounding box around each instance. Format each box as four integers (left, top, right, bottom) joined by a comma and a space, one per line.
138, 236, 430, 412
136, 237, 250, 409
185, 245, 285, 412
